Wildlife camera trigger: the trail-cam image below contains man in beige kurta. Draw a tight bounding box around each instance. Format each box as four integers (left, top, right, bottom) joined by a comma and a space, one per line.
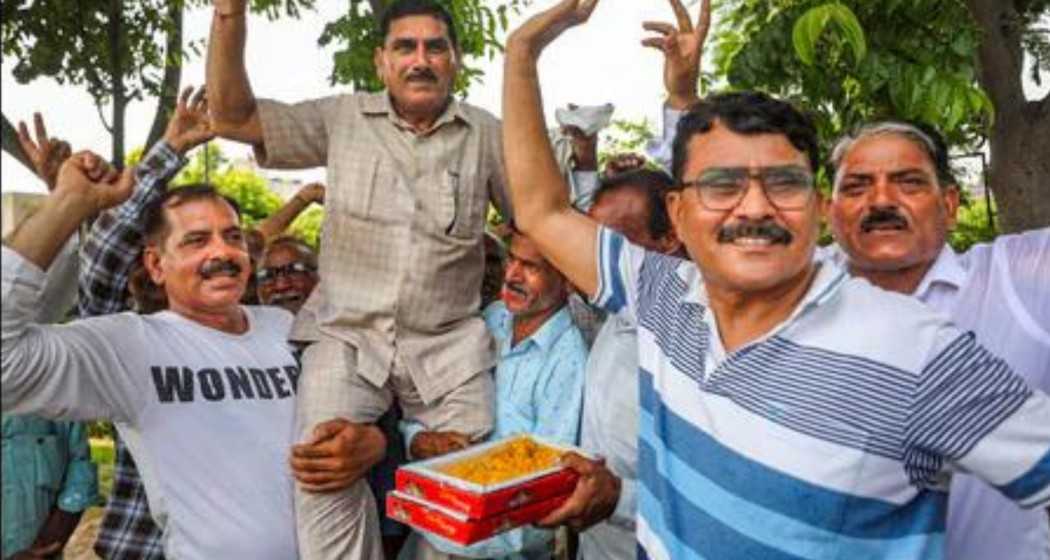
207, 0, 506, 557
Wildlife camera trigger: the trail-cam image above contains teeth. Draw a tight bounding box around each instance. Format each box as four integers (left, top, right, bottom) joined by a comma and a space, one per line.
732, 237, 774, 246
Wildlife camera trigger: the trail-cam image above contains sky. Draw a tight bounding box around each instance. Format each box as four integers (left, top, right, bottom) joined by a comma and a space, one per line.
1, 0, 681, 193
2, 3, 1045, 194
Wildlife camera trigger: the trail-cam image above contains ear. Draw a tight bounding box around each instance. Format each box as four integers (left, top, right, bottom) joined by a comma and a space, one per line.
942, 185, 961, 229
665, 190, 685, 239
143, 245, 166, 286
373, 46, 387, 82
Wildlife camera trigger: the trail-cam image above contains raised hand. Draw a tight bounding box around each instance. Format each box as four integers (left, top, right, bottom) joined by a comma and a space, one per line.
54, 151, 136, 216
295, 182, 326, 205
164, 86, 215, 154
642, 0, 712, 109
507, 0, 600, 56
16, 113, 72, 191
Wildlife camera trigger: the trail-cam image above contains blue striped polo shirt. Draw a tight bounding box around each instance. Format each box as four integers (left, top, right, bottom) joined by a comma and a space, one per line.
590, 227, 1050, 560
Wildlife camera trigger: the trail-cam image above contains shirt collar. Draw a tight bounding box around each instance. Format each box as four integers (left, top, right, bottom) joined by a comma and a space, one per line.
360, 90, 472, 129
913, 244, 966, 299
504, 304, 574, 354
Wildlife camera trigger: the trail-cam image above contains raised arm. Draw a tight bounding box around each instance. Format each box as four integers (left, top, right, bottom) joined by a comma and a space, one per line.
79, 87, 211, 317
254, 182, 325, 241
207, 0, 263, 145
502, 0, 601, 297
3, 155, 143, 421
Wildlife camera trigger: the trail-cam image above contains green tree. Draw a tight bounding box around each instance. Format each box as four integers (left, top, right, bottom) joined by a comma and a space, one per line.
2, 0, 521, 172
0, 0, 312, 168
712, 0, 1050, 233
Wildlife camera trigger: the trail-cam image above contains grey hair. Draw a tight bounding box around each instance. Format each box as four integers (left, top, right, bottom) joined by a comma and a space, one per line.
830, 121, 957, 189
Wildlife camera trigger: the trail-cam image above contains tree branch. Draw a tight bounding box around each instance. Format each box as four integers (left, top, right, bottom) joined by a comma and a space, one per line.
145, 2, 184, 150
1, 113, 34, 171
965, 0, 1026, 111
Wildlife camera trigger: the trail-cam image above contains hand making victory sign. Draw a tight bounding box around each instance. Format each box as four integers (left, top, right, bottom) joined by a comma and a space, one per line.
642, 0, 712, 109
16, 113, 72, 192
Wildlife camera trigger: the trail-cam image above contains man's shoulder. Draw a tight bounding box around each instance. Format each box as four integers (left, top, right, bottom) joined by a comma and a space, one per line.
457, 101, 501, 129
245, 305, 295, 338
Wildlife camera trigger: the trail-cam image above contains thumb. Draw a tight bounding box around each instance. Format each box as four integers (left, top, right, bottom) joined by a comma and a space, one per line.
99, 168, 137, 210
305, 419, 344, 446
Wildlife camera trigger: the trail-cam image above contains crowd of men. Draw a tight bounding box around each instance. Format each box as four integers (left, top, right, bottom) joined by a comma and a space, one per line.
1, 0, 1048, 558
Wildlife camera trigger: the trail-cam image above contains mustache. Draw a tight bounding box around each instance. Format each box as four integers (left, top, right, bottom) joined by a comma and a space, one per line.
717, 219, 794, 245
406, 68, 438, 83
503, 281, 529, 298
199, 259, 243, 280
860, 207, 909, 232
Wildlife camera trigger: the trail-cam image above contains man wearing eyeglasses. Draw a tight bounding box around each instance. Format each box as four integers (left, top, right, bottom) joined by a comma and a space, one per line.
502, 1, 1050, 557
256, 237, 319, 314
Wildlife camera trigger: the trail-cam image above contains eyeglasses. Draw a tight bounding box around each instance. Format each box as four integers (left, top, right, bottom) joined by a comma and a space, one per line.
256, 262, 316, 283
679, 166, 815, 211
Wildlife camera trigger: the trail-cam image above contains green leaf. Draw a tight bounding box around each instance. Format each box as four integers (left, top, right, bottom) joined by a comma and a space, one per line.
791, 3, 867, 67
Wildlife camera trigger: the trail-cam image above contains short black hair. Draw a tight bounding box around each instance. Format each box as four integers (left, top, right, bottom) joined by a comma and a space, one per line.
143, 184, 242, 246
671, 91, 821, 182
593, 168, 675, 239
379, 0, 459, 50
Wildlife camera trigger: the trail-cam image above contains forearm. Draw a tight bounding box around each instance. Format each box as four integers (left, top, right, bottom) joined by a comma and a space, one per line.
5, 193, 88, 271
79, 141, 185, 317
502, 45, 571, 233
207, 5, 262, 142
255, 194, 311, 241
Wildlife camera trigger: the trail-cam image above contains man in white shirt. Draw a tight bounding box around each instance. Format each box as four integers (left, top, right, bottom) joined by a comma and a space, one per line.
826, 120, 1050, 560
2, 158, 300, 559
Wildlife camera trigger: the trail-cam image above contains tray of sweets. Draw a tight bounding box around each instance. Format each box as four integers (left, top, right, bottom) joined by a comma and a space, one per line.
395, 434, 584, 519
386, 489, 569, 546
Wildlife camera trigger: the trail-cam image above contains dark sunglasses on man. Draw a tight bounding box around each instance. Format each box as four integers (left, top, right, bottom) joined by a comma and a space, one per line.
256, 262, 316, 283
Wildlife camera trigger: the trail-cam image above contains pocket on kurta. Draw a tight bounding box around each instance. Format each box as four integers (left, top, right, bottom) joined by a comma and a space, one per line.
440, 170, 484, 239
32, 434, 66, 491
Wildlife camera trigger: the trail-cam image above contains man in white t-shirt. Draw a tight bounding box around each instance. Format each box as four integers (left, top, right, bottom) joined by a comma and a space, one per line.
2, 157, 299, 559
826, 120, 1050, 560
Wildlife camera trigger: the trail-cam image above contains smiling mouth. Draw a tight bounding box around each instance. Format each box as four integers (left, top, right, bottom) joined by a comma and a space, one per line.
269, 293, 304, 305
861, 222, 908, 233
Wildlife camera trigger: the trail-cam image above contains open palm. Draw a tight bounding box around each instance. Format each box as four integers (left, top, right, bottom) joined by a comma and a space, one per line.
642, 0, 712, 108
165, 86, 215, 152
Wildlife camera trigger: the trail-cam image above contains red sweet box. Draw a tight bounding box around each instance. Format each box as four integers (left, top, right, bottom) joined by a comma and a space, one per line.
394, 435, 584, 519
386, 489, 569, 546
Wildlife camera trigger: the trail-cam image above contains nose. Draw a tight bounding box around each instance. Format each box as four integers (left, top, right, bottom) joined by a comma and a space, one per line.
733, 177, 776, 220
504, 260, 522, 283
868, 175, 899, 207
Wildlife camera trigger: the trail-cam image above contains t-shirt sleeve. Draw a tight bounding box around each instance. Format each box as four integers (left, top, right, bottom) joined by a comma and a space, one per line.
255, 96, 342, 169
905, 328, 1050, 509
589, 226, 647, 321
2, 247, 146, 423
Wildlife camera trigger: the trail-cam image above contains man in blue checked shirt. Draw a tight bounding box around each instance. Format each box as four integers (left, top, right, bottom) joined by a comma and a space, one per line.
401, 230, 588, 560
501, 1, 1050, 559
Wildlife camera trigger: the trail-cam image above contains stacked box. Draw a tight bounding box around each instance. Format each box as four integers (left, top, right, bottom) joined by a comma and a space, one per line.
387, 435, 583, 545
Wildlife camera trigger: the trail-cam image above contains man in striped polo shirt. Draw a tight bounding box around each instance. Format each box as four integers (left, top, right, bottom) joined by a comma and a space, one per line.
500, 1, 1050, 558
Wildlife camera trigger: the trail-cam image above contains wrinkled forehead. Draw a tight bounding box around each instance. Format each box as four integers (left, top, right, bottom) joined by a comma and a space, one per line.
835, 132, 938, 178
385, 14, 452, 45
682, 125, 810, 179
263, 244, 309, 268
163, 197, 241, 236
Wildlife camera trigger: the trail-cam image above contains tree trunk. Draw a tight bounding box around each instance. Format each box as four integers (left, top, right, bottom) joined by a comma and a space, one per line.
966, 0, 1050, 232
145, 2, 184, 150
1, 113, 33, 172
108, 0, 126, 167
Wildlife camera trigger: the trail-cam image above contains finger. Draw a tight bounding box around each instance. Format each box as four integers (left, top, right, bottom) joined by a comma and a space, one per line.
640, 37, 670, 51
560, 452, 603, 475
290, 455, 341, 473
291, 462, 342, 480
667, 0, 693, 33
33, 113, 49, 146
16, 121, 39, 157
694, 0, 712, 42
535, 493, 585, 528
291, 442, 335, 459
641, 21, 674, 36
303, 419, 345, 447
190, 86, 208, 113
99, 168, 136, 209
178, 86, 193, 110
